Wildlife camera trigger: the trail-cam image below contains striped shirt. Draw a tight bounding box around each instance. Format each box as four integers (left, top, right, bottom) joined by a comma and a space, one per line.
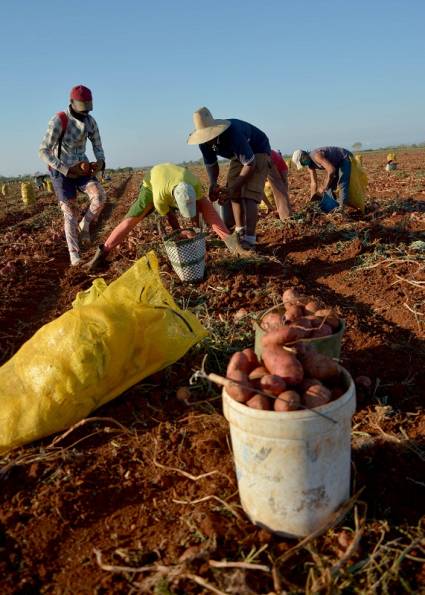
39, 108, 105, 176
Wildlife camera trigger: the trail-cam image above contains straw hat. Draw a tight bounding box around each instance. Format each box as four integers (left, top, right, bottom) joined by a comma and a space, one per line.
187, 107, 231, 145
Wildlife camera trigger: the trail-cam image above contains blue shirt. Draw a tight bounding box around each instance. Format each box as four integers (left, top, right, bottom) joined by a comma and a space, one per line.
309, 146, 352, 170
199, 119, 271, 167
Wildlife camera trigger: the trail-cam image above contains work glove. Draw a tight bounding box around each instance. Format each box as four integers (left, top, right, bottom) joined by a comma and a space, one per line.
223, 231, 254, 257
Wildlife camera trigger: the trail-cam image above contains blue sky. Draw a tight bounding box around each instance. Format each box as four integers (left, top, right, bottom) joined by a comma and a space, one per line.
1, 0, 424, 176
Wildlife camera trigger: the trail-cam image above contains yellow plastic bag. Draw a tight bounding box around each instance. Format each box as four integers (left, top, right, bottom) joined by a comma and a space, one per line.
0, 252, 207, 453
347, 157, 368, 212
260, 180, 274, 211
21, 182, 35, 206
72, 278, 108, 308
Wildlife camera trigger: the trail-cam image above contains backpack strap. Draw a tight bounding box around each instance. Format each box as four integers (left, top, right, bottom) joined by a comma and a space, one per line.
56, 111, 68, 159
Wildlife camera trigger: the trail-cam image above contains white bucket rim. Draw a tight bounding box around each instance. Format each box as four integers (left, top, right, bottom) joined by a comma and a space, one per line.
223, 366, 355, 422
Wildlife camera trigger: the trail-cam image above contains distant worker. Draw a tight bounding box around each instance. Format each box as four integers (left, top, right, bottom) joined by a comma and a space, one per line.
33, 174, 47, 190
87, 163, 249, 269
264, 150, 291, 219
39, 85, 106, 266
292, 146, 353, 207
386, 152, 397, 171
187, 107, 290, 252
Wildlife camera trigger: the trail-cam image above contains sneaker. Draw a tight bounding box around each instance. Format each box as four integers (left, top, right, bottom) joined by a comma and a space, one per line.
70, 252, 81, 266
239, 240, 256, 253
86, 245, 108, 270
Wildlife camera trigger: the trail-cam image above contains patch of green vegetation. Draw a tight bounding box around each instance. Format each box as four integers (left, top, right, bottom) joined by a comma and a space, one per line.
154, 577, 174, 595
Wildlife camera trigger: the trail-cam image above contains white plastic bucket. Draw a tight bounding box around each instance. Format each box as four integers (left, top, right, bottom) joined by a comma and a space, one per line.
222, 367, 356, 538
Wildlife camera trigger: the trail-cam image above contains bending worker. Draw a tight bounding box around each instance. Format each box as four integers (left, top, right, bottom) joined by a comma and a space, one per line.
187, 107, 290, 252
39, 85, 106, 266
87, 162, 248, 269
292, 146, 353, 207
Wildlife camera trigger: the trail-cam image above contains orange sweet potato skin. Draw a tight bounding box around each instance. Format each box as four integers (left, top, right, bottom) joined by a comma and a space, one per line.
261, 326, 308, 348
247, 394, 272, 410
261, 312, 284, 332
226, 352, 252, 402
262, 347, 304, 385
303, 382, 331, 408
259, 374, 287, 396
314, 309, 340, 330
298, 348, 340, 381
274, 390, 301, 412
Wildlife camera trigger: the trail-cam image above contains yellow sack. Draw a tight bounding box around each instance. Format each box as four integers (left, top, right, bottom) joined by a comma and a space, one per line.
0, 251, 207, 453
264, 180, 274, 202
260, 180, 274, 211
21, 182, 35, 206
347, 157, 368, 212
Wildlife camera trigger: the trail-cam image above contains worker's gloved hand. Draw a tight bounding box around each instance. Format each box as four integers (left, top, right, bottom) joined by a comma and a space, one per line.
223, 231, 253, 257
90, 159, 104, 175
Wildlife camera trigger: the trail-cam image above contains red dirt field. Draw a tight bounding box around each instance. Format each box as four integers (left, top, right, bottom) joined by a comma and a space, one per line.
0, 150, 424, 594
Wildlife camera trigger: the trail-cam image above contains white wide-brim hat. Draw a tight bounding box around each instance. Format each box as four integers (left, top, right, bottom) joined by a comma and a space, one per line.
187, 107, 231, 145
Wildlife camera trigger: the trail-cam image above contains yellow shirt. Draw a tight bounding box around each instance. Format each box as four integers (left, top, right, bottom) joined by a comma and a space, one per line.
144, 163, 203, 216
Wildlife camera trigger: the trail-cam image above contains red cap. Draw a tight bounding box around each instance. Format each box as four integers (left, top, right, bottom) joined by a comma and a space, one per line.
70, 85, 92, 101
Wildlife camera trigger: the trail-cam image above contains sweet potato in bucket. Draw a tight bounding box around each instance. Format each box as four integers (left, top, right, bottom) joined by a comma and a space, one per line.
225, 343, 346, 412
254, 286, 345, 359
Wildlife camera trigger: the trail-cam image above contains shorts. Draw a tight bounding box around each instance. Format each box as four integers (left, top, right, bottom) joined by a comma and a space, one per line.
50, 169, 98, 202
126, 184, 154, 218
227, 153, 271, 203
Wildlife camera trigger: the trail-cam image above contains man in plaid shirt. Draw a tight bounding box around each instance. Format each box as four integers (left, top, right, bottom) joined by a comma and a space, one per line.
39, 85, 106, 266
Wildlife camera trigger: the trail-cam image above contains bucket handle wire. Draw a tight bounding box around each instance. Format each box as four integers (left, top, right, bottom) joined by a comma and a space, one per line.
190, 355, 338, 424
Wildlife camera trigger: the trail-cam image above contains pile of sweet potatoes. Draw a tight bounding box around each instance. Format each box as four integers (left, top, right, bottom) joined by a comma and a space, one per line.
260, 287, 341, 340
226, 334, 346, 412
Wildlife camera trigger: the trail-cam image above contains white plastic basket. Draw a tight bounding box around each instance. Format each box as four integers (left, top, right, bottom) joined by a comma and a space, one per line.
162, 228, 206, 282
